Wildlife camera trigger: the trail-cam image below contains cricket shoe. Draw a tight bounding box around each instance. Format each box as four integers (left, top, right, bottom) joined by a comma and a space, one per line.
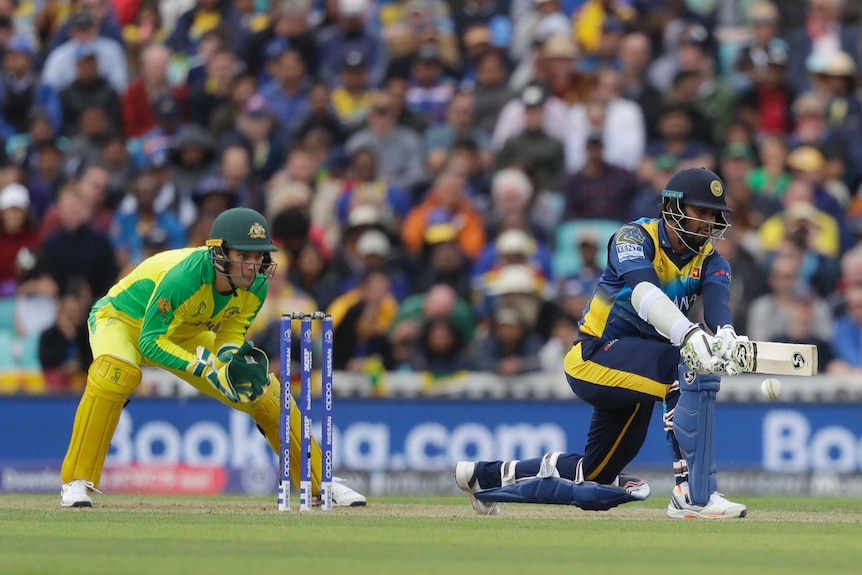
60, 480, 100, 508
455, 461, 502, 516
330, 477, 367, 507
667, 482, 746, 519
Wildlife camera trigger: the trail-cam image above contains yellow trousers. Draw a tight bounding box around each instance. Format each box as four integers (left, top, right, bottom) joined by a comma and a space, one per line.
61, 318, 321, 492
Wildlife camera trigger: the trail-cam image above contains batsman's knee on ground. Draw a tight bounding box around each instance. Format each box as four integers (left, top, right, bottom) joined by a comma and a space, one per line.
61, 354, 142, 486
252, 379, 322, 494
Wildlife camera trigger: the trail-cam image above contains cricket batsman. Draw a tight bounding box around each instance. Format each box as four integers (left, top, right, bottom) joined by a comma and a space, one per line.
60, 207, 366, 507
456, 167, 748, 519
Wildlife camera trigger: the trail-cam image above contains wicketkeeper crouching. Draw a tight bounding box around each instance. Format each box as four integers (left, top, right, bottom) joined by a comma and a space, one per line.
60, 208, 366, 508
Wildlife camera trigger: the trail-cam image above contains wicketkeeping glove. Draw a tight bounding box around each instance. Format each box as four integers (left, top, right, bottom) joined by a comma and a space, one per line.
191, 346, 241, 402
223, 345, 272, 402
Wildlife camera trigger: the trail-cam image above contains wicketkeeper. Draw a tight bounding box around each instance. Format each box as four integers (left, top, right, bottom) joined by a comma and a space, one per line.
457, 167, 748, 519
60, 208, 366, 507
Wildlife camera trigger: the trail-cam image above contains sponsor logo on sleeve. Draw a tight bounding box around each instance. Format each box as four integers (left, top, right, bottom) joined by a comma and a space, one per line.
616, 244, 644, 262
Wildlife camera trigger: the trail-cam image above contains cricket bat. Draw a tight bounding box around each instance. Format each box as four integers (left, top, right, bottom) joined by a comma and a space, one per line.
729, 341, 818, 376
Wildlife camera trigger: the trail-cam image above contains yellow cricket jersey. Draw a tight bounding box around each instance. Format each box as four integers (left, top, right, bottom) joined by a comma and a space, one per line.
579, 218, 731, 342
89, 247, 266, 373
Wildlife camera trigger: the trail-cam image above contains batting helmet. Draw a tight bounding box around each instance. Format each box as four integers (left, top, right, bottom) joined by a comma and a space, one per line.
660, 168, 731, 254
661, 167, 732, 214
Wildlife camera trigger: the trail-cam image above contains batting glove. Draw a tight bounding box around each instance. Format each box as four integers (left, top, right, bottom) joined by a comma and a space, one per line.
714, 325, 749, 361
680, 326, 727, 375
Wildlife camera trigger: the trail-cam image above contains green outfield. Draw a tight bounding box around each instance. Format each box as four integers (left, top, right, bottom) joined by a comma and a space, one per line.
2, 495, 861, 575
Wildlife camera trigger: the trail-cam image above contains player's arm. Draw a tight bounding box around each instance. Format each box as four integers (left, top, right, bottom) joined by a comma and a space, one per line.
701, 254, 747, 368
138, 272, 201, 372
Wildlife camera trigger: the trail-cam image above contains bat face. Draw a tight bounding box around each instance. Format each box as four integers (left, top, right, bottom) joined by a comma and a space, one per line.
730, 341, 818, 376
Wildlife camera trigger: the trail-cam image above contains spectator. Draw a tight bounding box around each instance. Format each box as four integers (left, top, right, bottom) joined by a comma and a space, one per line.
495, 83, 566, 191
42, 11, 128, 94
330, 50, 376, 132
828, 246, 862, 374
405, 45, 456, 128
425, 91, 492, 175
336, 147, 412, 234
317, 0, 389, 88
736, 43, 796, 138
220, 94, 286, 183
168, 123, 217, 201
187, 47, 237, 129
245, 0, 318, 81
618, 31, 663, 141
402, 170, 487, 260
747, 134, 791, 201
734, 2, 788, 90
0, 183, 41, 297
0, 36, 62, 141
411, 316, 472, 375
474, 305, 543, 375
167, 0, 246, 57
42, 183, 118, 298
258, 43, 311, 146
46, 0, 125, 52
346, 92, 426, 191
492, 79, 569, 152
328, 268, 398, 372
135, 93, 185, 170
59, 47, 121, 137
382, 76, 427, 138
785, 0, 861, 94
111, 171, 187, 275
561, 132, 638, 221
38, 276, 93, 393
121, 43, 187, 138
294, 82, 348, 146
565, 67, 645, 174
472, 50, 515, 136
747, 245, 834, 343
412, 223, 474, 300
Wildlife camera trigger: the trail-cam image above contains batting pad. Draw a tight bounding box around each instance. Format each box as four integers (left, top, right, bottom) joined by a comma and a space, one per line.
252, 381, 322, 494
61, 355, 141, 486
473, 476, 650, 511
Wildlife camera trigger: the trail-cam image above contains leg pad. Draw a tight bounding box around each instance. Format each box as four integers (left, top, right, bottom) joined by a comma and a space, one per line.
474, 476, 650, 511
61, 355, 141, 486
252, 379, 322, 494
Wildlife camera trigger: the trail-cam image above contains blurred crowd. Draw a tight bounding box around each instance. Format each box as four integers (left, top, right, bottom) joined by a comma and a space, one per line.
1, 0, 862, 395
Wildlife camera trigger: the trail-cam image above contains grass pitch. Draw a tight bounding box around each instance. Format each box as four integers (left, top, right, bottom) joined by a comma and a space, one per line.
2, 495, 861, 575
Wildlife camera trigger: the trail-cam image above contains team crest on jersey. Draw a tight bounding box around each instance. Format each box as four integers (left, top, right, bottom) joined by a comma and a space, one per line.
222, 306, 240, 318
616, 225, 646, 245
248, 222, 267, 239
156, 298, 172, 316
710, 180, 723, 197
691, 266, 701, 279
191, 302, 207, 317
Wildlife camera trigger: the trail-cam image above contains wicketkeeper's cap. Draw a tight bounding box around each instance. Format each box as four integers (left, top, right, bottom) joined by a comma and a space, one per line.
207, 208, 278, 252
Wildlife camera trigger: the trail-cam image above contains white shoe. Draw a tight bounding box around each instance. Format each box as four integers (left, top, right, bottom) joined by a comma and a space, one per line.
455, 461, 501, 516
330, 477, 367, 507
667, 482, 746, 519
60, 480, 99, 508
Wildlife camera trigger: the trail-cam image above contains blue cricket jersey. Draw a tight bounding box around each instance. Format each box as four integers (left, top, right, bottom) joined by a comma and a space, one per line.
579, 218, 732, 343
